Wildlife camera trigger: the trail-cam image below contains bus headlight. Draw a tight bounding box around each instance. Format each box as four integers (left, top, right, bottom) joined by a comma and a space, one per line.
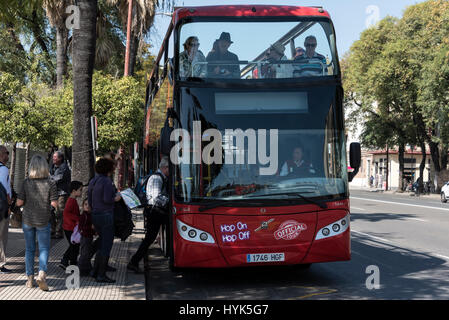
332, 224, 340, 232
315, 214, 350, 240
176, 219, 215, 244
188, 229, 197, 238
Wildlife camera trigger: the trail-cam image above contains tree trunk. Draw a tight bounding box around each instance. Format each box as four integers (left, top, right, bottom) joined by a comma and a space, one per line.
419, 141, 426, 193
128, 33, 139, 76
398, 143, 405, 192
429, 140, 441, 192
117, 146, 125, 190
72, 0, 97, 188
127, 145, 135, 188
56, 26, 69, 88
24, 143, 31, 178
9, 143, 17, 190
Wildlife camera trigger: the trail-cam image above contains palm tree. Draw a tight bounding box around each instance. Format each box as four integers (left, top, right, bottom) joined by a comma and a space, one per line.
72, 0, 97, 185
106, 0, 177, 76
43, 0, 70, 88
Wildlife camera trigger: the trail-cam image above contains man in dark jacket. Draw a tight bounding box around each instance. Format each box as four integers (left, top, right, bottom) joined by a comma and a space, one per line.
49, 151, 71, 239
206, 32, 240, 79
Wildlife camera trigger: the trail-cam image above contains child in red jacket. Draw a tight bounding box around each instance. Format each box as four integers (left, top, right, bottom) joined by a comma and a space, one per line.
59, 181, 83, 270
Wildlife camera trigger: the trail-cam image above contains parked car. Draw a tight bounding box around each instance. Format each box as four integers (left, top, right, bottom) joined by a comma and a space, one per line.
441, 181, 449, 203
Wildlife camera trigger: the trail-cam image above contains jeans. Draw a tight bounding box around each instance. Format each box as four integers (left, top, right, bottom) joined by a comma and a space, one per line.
23, 223, 51, 276
91, 211, 114, 257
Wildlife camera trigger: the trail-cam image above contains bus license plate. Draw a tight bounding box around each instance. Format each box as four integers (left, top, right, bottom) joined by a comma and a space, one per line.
246, 253, 285, 263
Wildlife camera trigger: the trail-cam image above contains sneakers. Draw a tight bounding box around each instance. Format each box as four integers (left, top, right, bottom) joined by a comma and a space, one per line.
127, 262, 142, 273
0, 266, 12, 273
35, 271, 49, 291
25, 275, 35, 288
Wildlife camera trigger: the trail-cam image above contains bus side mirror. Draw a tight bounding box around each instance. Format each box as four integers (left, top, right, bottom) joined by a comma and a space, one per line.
348, 142, 361, 182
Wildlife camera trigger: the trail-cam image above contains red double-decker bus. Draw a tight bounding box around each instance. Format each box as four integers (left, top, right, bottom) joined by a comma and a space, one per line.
143, 5, 361, 269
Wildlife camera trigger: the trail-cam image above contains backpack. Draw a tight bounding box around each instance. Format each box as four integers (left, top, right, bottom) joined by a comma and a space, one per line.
134, 173, 152, 207
135, 171, 167, 207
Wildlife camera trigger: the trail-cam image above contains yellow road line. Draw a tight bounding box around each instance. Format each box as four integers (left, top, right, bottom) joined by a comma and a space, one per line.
288, 287, 338, 300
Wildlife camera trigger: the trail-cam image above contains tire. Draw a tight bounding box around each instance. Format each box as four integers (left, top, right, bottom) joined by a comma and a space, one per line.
160, 225, 168, 257
167, 214, 179, 272
441, 193, 447, 203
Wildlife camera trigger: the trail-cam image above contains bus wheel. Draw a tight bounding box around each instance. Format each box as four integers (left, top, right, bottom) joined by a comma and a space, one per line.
168, 245, 180, 272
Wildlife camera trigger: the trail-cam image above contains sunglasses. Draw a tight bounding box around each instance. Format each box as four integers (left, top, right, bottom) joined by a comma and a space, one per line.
190, 43, 200, 47
305, 43, 317, 47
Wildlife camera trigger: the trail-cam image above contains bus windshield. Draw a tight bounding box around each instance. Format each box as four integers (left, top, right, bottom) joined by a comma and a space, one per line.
178, 19, 339, 80
173, 84, 348, 204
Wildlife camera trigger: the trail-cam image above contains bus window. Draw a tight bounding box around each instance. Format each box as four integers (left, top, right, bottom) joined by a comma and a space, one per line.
178, 19, 338, 80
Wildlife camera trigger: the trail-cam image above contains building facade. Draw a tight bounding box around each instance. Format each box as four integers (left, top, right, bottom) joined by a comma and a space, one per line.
350, 147, 432, 190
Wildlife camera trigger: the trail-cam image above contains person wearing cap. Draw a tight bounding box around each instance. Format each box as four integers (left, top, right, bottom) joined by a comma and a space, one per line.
293, 36, 328, 76
261, 43, 292, 79
180, 36, 207, 78
206, 32, 240, 79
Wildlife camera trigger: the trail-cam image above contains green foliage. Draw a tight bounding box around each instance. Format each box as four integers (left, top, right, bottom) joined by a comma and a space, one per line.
92, 72, 145, 153
344, 0, 449, 155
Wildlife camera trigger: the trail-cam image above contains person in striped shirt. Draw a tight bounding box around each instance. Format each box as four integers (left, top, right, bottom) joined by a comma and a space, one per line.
127, 157, 169, 273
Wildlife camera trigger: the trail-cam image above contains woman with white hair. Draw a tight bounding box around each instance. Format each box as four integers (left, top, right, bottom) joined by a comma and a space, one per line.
180, 36, 207, 78
17, 155, 59, 291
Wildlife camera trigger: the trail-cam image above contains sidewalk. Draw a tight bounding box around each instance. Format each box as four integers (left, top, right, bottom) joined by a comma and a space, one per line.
350, 185, 441, 200
0, 208, 146, 300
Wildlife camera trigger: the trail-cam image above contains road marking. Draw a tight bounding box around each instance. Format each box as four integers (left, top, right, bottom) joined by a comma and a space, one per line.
288, 286, 337, 300
352, 230, 392, 244
433, 254, 449, 261
407, 218, 427, 222
353, 229, 449, 262
351, 197, 449, 212
351, 206, 367, 211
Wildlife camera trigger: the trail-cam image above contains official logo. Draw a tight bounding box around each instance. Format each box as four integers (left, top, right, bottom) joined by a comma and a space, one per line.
274, 220, 307, 240
254, 218, 274, 232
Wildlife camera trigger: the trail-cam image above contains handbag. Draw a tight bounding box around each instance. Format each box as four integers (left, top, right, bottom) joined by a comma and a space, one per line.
71, 224, 82, 244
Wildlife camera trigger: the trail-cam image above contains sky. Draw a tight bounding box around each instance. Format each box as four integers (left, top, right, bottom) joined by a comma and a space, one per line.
148, 0, 424, 58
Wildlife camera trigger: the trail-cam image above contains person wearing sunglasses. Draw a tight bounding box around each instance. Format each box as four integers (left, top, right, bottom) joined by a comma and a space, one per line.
180, 36, 207, 78
293, 35, 328, 77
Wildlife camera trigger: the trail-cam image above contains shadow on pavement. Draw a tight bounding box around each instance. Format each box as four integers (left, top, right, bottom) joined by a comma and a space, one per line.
146, 232, 449, 300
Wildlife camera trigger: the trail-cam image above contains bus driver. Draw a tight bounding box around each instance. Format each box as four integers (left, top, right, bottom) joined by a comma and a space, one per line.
279, 145, 316, 177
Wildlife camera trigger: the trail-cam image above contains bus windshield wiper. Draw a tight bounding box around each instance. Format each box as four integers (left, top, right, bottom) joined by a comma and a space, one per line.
247, 192, 327, 209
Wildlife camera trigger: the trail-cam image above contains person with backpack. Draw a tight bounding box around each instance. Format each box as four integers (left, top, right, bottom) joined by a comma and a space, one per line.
127, 157, 169, 273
